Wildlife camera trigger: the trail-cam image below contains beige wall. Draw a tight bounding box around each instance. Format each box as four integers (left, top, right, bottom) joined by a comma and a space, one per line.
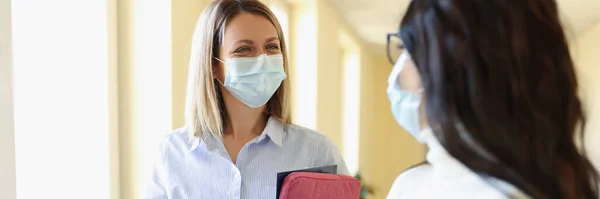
315, 0, 345, 149
358, 52, 391, 199
172, 0, 208, 128
117, 0, 138, 198
0, 0, 17, 198
288, 0, 318, 129
571, 21, 600, 169
108, 1, 120, 198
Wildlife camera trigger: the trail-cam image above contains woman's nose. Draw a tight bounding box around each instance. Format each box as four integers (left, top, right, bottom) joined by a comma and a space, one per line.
255, 49, 268, 56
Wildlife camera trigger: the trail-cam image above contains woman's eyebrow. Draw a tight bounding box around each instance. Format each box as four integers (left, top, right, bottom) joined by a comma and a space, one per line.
265, 37, 279, 43
231, 39, 254, 46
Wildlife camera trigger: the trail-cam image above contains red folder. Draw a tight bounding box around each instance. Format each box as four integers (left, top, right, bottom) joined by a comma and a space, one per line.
279, 172, 361, 199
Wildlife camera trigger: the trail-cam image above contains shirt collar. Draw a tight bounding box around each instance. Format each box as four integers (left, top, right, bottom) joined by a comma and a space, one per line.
188, 133, 202, 152
255, 116, 284, 147
188, 116, 284, 151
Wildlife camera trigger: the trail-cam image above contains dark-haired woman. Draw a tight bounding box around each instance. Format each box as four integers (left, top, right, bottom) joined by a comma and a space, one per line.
385, 0, 599, 198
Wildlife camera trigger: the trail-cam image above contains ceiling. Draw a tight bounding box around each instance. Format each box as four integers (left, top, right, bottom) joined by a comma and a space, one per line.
328, 0, 600, 52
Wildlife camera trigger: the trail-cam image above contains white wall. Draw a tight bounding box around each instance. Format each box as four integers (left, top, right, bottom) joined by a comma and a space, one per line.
11, 0, 113, 198
0, 0, 17, 198
571, 21, 600, 169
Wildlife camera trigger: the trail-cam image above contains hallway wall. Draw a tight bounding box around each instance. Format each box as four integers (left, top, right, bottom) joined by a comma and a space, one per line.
571, 21, 600, 169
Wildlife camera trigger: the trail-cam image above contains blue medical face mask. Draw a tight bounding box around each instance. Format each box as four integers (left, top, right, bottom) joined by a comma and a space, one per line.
387, 52, 425, 143
215, 54, 287, 108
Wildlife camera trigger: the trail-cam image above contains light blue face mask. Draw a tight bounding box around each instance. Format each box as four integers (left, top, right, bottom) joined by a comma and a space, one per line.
387, 52, 425, 143
216, 54, 287, 108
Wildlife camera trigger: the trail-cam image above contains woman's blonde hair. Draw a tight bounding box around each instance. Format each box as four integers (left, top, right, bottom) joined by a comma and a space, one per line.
185, 0, 291, 138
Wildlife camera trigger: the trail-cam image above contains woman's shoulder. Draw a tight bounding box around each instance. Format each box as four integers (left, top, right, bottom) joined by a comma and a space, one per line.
157, 128, 196, 154
388, 163, 520, 199
283, 123, 333, 145
393, 164, 434, 187
282, 123, 349, 174
163, 127, 191, 143
280, 123, 338, 153
387, 164, 433, 198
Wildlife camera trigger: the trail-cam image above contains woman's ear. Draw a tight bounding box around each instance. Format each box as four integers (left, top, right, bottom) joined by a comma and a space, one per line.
212, 60, 219, 77
212, 59, 226, 82
399, 59, 423, 92
419, 94, 429, 129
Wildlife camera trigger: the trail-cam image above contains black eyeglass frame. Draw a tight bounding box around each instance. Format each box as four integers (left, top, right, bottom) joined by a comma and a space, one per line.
386, 32, 404, 65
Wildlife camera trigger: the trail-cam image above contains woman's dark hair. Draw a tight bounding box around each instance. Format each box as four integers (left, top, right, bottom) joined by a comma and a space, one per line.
399, 0, 599, 198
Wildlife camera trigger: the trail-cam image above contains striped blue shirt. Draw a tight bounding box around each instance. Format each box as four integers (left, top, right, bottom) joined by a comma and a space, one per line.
144, 116, 349, 199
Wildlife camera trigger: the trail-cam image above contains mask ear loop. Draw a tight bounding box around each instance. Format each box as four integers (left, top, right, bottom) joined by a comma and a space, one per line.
389, 51, 411, 83
210, 57, 228, 122
213, 57, 227, 86
214, 57, 225, 63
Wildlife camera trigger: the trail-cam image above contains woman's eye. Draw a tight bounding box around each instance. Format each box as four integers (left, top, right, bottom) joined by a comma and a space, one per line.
266, 44, 280, 50
234, 47, 251, 53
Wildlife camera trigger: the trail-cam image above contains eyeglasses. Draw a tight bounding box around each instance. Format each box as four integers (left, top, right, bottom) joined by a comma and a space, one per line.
386, 33, 404, 65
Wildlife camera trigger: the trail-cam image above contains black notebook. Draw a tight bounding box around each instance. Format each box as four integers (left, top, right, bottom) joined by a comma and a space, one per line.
275, 165, 338, 199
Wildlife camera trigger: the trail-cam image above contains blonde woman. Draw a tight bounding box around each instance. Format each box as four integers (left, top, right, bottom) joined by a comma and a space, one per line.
144, 0, 348, 198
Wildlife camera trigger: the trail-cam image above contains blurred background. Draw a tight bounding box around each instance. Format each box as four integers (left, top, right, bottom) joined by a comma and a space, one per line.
1, 0, 599, 199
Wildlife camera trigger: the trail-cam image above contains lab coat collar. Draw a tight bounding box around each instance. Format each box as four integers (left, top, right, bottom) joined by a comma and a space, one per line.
422, 128, 530, 198
422, 128, 472, 179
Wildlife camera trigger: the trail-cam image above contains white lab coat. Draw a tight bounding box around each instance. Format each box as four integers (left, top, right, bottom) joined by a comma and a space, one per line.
386, 129, 530, 199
